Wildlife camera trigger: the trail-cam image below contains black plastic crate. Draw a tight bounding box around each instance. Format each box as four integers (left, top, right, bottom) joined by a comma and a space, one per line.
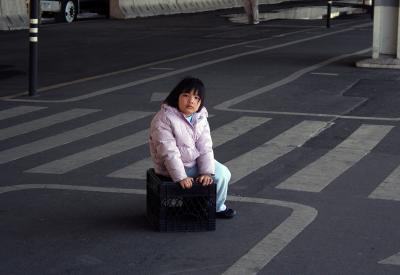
146, 169, 216, 232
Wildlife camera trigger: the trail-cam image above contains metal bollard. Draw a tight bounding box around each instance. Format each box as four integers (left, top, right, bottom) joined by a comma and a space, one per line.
29, 0, 39, 96
326, 0, 332, 28
371, 0, 374, 20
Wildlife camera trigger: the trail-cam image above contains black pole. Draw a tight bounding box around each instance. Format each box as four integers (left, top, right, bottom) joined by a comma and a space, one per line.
29, 0, 39, 96
326, 0, 332, 28
371, 0, 374, 20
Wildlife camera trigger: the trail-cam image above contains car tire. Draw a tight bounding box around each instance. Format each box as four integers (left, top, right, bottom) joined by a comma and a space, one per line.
55, 0, 78, 23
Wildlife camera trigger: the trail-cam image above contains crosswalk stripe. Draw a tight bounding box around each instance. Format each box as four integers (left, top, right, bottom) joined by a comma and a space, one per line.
277, 124, 393, 192
227, 121, 331, 185
369, 164, 400, 201
0, 111, 152, 165
108, 116, 271, 179
0, 106, 46, 121
379, 252, 400, 266
150, 92, 168, 102
212, 116, 271, 147
108, 158, 153, 180
27, 129, 148, 174
0, 108, 100, 142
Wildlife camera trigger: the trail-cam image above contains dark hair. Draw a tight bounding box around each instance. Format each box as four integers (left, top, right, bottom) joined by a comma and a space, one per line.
164, 77, 205, 111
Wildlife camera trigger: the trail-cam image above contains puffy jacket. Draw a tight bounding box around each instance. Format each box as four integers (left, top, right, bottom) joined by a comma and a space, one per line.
149, 104, 215, 182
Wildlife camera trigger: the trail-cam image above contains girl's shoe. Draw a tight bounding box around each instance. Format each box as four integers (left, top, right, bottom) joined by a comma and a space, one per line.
216, 208, 236, 219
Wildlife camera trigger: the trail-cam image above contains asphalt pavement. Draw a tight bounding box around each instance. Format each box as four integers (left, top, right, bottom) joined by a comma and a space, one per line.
1, 2, 400, 275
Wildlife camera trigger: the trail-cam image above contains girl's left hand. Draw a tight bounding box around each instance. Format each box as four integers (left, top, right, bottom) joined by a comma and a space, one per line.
196, 175, 214, 186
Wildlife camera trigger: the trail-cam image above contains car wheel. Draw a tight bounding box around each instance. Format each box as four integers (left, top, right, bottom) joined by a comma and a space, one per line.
55, 0, 77, 23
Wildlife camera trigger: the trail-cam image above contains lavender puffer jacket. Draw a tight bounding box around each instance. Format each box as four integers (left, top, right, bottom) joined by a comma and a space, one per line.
149, 104, 215, 182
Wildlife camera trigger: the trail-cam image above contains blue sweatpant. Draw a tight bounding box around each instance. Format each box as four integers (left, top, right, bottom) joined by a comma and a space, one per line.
185, 160, 231, 212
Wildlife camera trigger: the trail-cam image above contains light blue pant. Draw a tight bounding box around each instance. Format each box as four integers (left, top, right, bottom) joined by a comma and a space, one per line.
185, 160, 230, 212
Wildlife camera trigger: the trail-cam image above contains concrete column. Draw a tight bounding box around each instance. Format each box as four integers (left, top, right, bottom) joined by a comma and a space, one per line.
357, 0, 400, 69
0, 0, 29, 30
109, 0, 294, 20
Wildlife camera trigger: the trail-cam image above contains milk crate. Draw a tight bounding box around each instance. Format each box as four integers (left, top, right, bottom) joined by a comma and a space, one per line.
146, 169, 216, 232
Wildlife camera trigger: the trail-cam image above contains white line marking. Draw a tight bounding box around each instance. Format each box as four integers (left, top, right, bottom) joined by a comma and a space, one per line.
150, 92, 168, 102
0, 106, 46, 121
212, 107, 400, 122
0, 108, 99, 142
4, 23, 371, 103
227, 121, 331, 185
214, 47, 400, 122
244, 45, 264, 49
0, 29, 310, 100
369, 164, 400, 201
108, 158, 153, 180
0, 111, 152, 164
224, 195, 317, 275
214, 48, 370, 110
212, 116, 271, 147
26, 129, 148, 174
108, 116, 270, 179
379, 252, 400, 266
277, 124, 393, 192
0, 184, 318, 274
148, 67, 174, 71
310, 72, 339, 76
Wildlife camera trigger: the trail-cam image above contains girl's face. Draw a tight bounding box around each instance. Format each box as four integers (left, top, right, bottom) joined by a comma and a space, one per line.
178, 89, 201, 116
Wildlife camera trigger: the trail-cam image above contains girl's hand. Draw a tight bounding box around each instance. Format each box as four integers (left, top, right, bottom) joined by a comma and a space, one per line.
196, 175, 214, 186
179, 177, 194, 189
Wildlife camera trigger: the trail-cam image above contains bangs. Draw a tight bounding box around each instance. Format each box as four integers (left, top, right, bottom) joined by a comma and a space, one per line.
165, 77, 206, 111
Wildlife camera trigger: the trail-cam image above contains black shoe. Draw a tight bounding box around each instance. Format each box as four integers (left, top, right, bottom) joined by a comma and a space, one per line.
216, 208, 236, 219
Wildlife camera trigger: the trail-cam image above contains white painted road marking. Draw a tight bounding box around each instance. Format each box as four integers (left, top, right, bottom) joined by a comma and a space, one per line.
278, 124, 393, 192
224, 195, 317, 275
212, 48, 400, 122
212, 48, 395, 122
5, 23, 371, 103
0, 184, 318, 274
149, 67, 174, 71
227, 121, 331, 185
108, 157, 153, 180
108, 116, 270, 179
150, 92, 168, 102
310, 72, 339, 76
0, 108, 99, 141
0, 29, 310, 100
0, 106, 46, 121
27, 129, 148, 174
369, 164, 400, 201
0, 111, 152, 164
379, 252, 400, 266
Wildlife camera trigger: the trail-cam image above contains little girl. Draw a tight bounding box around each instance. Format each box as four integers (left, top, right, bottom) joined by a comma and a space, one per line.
149, 77, 236, 219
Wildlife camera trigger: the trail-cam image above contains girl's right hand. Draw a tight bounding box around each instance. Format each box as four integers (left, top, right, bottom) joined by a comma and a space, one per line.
179, 177, 194, 189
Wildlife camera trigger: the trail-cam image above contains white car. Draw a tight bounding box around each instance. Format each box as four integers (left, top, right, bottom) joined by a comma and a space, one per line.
41, 0, 109, 23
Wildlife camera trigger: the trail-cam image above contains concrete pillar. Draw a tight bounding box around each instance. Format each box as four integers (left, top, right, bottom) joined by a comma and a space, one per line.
357, 0, 400, 69
109, 0, 294, 20
0, 0, 29, 30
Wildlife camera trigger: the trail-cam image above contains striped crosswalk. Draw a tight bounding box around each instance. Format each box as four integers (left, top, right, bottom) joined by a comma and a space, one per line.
1, 106, 400, 202
277, 124, 393, 192
369, 165, 400, 201
0, 108, 99, 142
27, 129, 149, 174
227, 121, 330, 185
0, 111, 152, 164
0, 106, 46, 121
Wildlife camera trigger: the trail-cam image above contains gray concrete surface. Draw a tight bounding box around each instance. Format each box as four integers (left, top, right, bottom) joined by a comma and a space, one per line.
1, 3, 400, 275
